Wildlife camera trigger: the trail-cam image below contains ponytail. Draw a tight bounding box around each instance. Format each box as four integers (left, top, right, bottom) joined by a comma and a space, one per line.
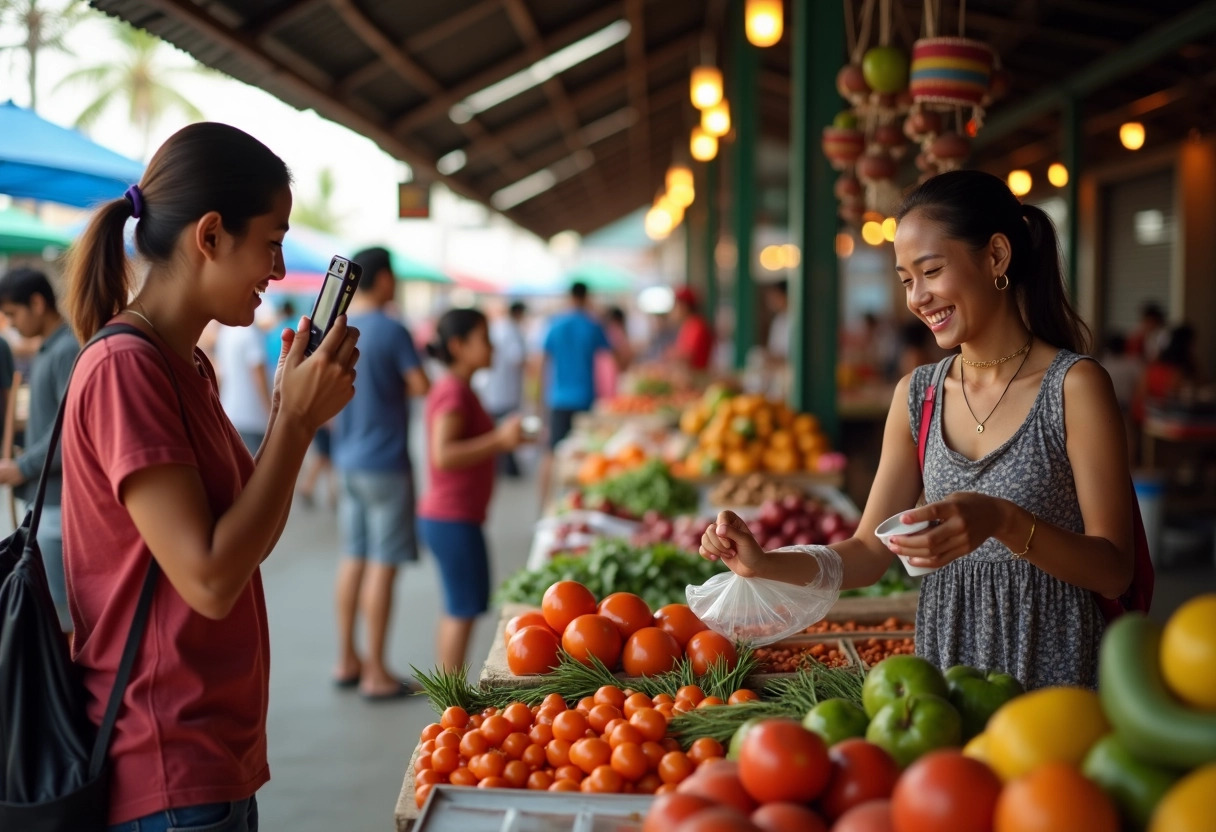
64, 198, 134, 340
1018, 204, 1091, 355
897, 170, 1092, 355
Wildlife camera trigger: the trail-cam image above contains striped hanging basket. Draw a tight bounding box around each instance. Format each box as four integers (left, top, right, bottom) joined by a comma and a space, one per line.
910, 37, 994, 110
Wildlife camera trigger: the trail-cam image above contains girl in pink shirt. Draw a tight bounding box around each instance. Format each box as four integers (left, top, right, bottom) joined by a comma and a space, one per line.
62, 123, 358, 830
418, 309, 525, 671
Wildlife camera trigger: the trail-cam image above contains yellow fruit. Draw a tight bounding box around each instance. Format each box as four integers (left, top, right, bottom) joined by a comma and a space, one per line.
963, 732, 990, 764
1160, 594, 1216, 711
1149, 764, 1216, 832
986, 687, 1109, 781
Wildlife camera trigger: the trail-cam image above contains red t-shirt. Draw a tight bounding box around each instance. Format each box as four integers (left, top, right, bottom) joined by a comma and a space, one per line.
674, 315, 714, 370
62, 328, 267, 824
419, 374, 496, 524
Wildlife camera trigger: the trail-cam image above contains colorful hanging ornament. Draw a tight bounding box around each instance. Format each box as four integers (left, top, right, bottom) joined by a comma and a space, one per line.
927, 131, 970, 172
909, 38, 994, 124
837, 64, 871, 106
822, 127, 866, 170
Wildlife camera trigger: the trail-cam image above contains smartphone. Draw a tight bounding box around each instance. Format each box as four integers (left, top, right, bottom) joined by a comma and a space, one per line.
521, 415, 543, 439
305, 255, 362, 355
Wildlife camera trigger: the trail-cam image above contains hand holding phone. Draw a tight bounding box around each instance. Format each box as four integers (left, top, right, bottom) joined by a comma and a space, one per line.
305, 255, 362, 356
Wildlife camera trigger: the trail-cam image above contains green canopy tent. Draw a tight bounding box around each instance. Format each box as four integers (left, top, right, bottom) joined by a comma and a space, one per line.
563, 262, 638, 294
0, 206, 72, 255
390, 249, 450, 284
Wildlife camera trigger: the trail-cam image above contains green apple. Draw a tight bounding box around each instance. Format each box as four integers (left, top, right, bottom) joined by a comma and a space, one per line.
833, 110, 859, 130
727, 717, 763, 760
803, 698, 869, 747
944, 665, 1025, 741
865, 694, 963, 769
861, 46, 908, 94
862, 655, 949, 718
1083, 734, 1180, 830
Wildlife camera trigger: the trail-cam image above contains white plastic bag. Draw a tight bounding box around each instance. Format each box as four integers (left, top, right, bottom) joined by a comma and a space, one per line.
685, 546, 844, 646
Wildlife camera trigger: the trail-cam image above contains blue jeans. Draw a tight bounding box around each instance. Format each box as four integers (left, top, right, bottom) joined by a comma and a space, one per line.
108, 796, 258, 831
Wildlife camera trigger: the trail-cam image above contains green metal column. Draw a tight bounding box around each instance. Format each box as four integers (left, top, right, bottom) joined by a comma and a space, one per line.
1062, 97, 1081, 301
789, 0, 843, 442
684, 220, 696, 289
731, 0, 758, 371
705, 159, 720, 328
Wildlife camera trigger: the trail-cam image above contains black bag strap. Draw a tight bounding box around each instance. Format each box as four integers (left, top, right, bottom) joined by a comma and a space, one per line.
19, 322, 194, 779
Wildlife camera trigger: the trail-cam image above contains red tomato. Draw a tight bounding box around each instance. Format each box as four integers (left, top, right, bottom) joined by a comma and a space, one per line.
751, 803, 829, 832
527, 770, 555, 790
598, 592, 654, 639
685, 630, 738, 676
833, 799, 896, 832
642, 794, 719, 832
672, 806, 763, 832
728, 689, 759, 705
737, 719, 830, 804
593, 685, 628, 709
507, 626, 562, 675
610, 742, 649, 782
890, 750, 1001, 832
623, 627, 684, 677
562, 614, 623, 669
502, 702, 534, 731
677, 760, 757, 815
551, 709, 590, 742
629, 708, 668, 743
569, 737, 613, 774
654, 604, 709, 647
503, 611, 552, 646
582, 764, 625, 793
459, 729, 490, 759
818, 739, 901, 822
542, 580, 597, 632
479, 715, 513, 747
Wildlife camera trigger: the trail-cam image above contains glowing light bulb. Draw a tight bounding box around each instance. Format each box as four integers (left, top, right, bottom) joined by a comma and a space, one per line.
702, 101, 731, 138
1047, 163, 1069, 187
861, 221, 885, 246
746, 0, 783, 48
690, 127, 718, 162
690, 65, 723, 109
1007, 169, 1032, 197
1120, 122, 1145, 151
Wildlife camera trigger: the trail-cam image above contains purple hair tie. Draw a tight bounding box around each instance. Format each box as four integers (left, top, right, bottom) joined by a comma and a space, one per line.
124, 184, 143, 219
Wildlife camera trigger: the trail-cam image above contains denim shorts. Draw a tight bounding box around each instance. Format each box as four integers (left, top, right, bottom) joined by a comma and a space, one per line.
418, 518, 490, 618
108, 796, 257, 832
338, 471, 418, 565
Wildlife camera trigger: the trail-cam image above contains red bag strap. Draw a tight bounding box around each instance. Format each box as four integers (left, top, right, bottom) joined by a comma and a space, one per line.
918, 359, 951, 473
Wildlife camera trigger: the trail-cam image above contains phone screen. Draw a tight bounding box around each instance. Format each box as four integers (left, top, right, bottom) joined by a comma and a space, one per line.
311, 272, 344, 324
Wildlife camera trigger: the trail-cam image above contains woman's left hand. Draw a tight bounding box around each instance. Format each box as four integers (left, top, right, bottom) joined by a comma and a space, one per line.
888, 492, 1008, 569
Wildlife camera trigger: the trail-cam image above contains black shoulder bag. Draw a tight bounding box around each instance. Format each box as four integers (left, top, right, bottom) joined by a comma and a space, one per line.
0, 323, 189, 831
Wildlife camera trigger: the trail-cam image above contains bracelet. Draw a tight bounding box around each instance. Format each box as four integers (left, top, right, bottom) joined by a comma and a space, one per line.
1012, 513, 1036, 559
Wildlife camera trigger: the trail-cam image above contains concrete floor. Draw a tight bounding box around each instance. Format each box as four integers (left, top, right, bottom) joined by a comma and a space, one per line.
250, 466, 1215, 831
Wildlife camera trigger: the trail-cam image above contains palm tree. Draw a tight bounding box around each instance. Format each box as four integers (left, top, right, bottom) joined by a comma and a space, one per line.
0, 0, 88, 111
291, 168, 346, 235
54, 19, 207, 158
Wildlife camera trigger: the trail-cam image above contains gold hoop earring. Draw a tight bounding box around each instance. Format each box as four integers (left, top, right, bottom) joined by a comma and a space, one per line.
995, 274, 1010, 291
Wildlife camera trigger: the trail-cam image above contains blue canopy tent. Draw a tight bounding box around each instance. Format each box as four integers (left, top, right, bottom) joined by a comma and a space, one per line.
0, 101, 144, 208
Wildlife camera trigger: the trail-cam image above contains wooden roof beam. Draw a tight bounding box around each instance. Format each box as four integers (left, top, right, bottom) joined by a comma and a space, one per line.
390, 2, 625, 135
623, 0, 650, 199
247, 0, 327, 39
327, 0, 441, 94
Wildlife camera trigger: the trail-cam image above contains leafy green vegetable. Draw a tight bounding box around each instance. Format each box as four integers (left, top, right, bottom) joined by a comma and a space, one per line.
583, 459, 699, 519
495, 538, 728, 609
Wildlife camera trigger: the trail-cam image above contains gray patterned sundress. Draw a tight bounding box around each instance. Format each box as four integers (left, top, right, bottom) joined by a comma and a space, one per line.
908, 349, 1104, 690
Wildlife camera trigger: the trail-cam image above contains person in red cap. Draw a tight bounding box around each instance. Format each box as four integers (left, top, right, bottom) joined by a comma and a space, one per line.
667, 287, 715, 371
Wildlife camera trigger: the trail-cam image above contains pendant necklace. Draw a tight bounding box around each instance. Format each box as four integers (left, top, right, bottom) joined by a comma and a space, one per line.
960, 343, 1032, 434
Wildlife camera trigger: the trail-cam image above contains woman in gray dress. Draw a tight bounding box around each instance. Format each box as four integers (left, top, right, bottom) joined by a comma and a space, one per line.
700, 170, 1134, 689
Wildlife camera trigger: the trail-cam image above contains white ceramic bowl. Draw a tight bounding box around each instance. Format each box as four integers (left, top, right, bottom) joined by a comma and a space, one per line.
875, 512, 937, 576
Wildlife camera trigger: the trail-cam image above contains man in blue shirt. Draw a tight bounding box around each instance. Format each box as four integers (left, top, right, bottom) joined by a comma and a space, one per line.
331, 247, 430, 700
0, 268, 79, 632
538, 281, 615, 505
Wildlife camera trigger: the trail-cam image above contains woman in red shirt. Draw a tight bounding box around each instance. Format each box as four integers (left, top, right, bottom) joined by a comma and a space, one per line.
62, 123, 358, 831
418, 309, 526, 672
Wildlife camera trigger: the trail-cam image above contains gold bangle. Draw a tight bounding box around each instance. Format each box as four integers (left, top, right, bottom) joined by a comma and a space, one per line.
1012, 513, 1036, 559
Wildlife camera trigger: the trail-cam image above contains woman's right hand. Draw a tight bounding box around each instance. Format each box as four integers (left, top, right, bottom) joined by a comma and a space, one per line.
700, 510, 766, 578
278, 315, 360, 433
496, 415, 525, 451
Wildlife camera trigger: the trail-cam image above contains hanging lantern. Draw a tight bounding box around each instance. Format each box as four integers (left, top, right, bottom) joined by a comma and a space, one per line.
836, 64, 870, 106
690, 65, 723, 109
910, 38, 994, 128
873, 123, 907, 159
701, 101, 731, 138
834, 174, 863, 202
690, 127, 718, 162
822, 126, 865, 170
857, 151, 897, 185
928, 131, 971, 172
745, 0, 783, 48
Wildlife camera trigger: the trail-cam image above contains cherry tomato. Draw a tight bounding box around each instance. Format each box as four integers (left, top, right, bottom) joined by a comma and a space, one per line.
551, 709, 590, 742
440, 706, 469, 731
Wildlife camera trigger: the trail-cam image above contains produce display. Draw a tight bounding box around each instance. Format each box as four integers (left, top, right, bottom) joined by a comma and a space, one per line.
600, 391, 700, 416
852, 637, 916, 667
741, 495, 859, 549
575, 443, 654, 485
675, 387, 844, 477
501, 581, 742, 681
495, 540, 727, 612
567, 459, 700, 519
802, 617, 914, 635
752, 643, 852, 672
708, 474, 809, 507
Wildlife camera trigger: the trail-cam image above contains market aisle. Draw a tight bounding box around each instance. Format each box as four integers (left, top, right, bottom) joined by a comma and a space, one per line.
255, 473, 539, 832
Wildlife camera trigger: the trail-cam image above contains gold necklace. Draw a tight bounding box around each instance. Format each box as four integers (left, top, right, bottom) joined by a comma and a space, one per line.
961, 336, 1032, 368
125, 300, 157, 333
960, 345, 1032, 434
